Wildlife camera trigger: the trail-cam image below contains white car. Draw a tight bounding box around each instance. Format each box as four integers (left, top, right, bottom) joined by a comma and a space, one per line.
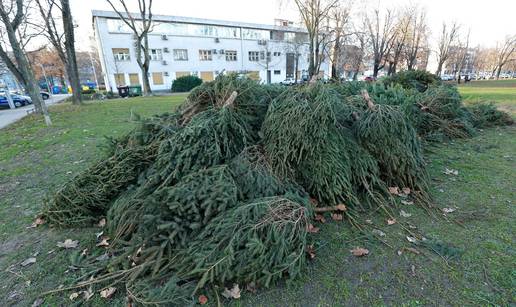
280, 78, 296, 86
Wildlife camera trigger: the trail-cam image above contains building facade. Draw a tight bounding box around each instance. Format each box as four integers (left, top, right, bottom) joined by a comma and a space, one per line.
92, 10, 328, 91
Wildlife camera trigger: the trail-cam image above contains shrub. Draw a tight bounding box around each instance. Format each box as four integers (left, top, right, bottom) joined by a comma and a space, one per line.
467, 102, 514, 128
171, 75, 203, 92
381, 70, 441, 92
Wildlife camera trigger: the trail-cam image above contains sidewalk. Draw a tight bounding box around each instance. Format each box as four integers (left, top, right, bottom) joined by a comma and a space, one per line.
0, 94, 70, 129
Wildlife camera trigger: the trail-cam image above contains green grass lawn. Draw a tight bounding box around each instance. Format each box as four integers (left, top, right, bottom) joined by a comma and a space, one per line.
0, 89, 514, 306
458, 79, 516, 114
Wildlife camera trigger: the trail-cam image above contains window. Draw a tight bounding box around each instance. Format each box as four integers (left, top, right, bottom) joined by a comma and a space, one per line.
175, 71, 190, 78
114, 73, 125, 86
225, 50, 237, 61
200, 71, 214, 81
273, 52, 281, 56
113, 48, 130, 61
129, 73, 139, 85
274, 70, 281, 75
150, 49, 163, 61
199, 50, 212, 61
248, 51, 259, 61
242, 28, 270, 40
173, 49, 188, 61
260, 51, 271, 61
152, 72, 164, 85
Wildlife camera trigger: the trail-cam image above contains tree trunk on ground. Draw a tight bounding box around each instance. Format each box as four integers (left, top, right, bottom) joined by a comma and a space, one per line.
61, 0, 82, 104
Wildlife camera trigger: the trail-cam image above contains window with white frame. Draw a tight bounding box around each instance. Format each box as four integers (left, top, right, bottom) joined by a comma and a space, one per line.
225, 50, 237, 61
173, 49, 188, 61
150, 49, 163, 61
248, 51, 259, 61
113, 48, 130, 61
199, 49, 212, 61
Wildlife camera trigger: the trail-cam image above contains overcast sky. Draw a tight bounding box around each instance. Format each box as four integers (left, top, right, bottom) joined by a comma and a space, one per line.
71, 0, 515, 50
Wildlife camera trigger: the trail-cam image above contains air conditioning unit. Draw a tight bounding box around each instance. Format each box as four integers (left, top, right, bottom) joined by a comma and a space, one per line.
163, 47, 170, 53
161, 35, 168, 40
164, 72, 169, 76
219, 49, 225, 54
258, 39, 267, 45
162, 60, 168, 65
214, 38, 220, 43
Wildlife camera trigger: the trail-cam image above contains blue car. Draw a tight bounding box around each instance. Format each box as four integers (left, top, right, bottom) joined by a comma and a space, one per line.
0, 94, 29, 109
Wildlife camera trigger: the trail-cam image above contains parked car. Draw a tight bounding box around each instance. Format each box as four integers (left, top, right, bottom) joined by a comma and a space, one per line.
14, 94, 32, 105
0, 94, 23, 109
363, 76, 376, 82
280, 78, 296, 86
41, 92, 50, 100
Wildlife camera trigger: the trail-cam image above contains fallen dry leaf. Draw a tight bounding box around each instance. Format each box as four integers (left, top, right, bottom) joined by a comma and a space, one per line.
387, 218, 397, 225
28, 217, 45, 229
442, 207, 456, 213
69, 292, 79, 301
96, 231, 104, 239
96, 218, 106, 228
400, 210, 412, 218
31, 298, 44, 307
306, 224, 320, 233
246, 282, 257, 294
403, 247, 421, 255
57, 239, 78, 249
314, 214, 326, 223
351, 247, 369, 257
372, 229, 386, 237
444, 168, 459, 175
81, 249, 89, 256
402, 187, 411, 195
336, 204, 347, 211
388, 186, 400, 195
221, 284, 241, 299
100, 287, 116, 299
306, 244, 316, 259
331, 213, 343, 221
198, 295, 208, 305
406, 236, 417, 243
21, 257, 36, 267
365, 219, 373, 224
96, 237, 110, 247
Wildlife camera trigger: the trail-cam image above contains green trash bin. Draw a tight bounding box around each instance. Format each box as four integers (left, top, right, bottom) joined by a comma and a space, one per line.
128, 85, 142, 97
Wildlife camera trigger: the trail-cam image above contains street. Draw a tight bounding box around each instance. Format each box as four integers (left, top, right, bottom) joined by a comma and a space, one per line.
0, 94, 70, 129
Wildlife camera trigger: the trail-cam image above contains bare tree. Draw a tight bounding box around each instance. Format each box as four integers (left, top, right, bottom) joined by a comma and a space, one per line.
493, 34, 516, 79
35, 0, 82, 104
386, 9, 412, 75
106, 0, 154, 95
452, 29, 470, 83
0, 0, 51, 125
364, 8, 398, 78
329, 1, 351, 79
404, 8, 427, 70
435, 21, 460, 76
292, 0, 338, 79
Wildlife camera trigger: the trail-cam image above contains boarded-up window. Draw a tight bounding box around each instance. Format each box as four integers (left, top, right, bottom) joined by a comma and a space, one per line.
129, 73, 139, 85
152, 72, 164, 85
200, 71, 214, 82
114, 73, 125, 86
175, 71, 190, 78
246, 71, 260, 81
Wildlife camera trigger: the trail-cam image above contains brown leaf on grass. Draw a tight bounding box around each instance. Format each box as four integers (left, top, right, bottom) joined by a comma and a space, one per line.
372, 229, 386, 237
221, 284, 240, 299
28, 217, 45, 229
351, 247, 369, 257
314, 214, 326, 223
400, 210, 412, 218
69, 292, 79, 300
442, 207, 456, 213
306, 244, 316, 259
21, 257, 36, 267
402, 187, 411, 195
83, 288, 94, 301
403, 247, 421, 255
388, 187, 400, 195
198, 295, 208, 305
81, 249, 88, 256
336, 204, 347, 211
57, 239, 78, 249
387, 218, 397, 225
444, 168, 458, 175
306, 224, 319, 233
100, 287, 116, 299
96, 237, 110, 247
331, 213, 343, 221
31, 298, 44, 307
406, 236, 417, 243
96, 218, 106, 228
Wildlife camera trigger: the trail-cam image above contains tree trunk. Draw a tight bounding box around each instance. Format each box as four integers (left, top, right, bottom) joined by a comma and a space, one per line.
294, 55, 299, 83
331, 34, 340, 80
435, 62, 444, 76
61, 0, 82, 104
373, 61, 380, 78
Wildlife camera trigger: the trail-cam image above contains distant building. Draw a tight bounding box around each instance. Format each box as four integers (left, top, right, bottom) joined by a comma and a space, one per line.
0, 58, 22, 91
92, 10, 329, 91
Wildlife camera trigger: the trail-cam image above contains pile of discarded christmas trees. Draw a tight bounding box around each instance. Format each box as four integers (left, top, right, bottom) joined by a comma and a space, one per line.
42, 72, 512, 304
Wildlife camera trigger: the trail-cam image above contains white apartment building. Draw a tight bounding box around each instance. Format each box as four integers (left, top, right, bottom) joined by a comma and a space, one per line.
92, 10, 329, 91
